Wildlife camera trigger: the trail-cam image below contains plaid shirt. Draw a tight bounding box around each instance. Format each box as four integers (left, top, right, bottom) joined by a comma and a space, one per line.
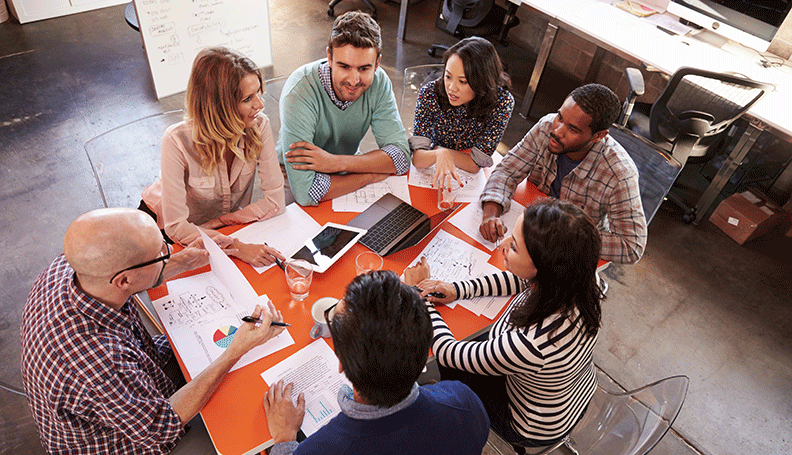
481, 114, 646, 264
21, 255, 184, 454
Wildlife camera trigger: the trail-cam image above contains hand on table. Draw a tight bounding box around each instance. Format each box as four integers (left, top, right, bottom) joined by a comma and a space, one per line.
263, 380, 305, 444
432, 148, 464, 191
286, 141, 343, 174
231, 239, 285, 267
162, 240, 210, 280
415, 277, 456, 305
479, 202, 507, 243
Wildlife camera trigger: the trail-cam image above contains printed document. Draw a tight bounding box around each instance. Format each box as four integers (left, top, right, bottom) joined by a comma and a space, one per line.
449, 200, 526, 251
408, 163, 487, 203
332, 175, 411, 212
151, 231, 294, 379
260, 339, 352, 437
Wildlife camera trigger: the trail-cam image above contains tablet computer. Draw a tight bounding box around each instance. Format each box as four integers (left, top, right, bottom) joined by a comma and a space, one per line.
290, 222, 366, 273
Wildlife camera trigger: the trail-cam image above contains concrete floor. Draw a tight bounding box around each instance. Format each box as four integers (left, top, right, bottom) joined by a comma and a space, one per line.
1, 0, 791, 454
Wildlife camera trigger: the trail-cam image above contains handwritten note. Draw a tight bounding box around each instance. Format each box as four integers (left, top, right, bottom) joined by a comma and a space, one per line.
332, 175, 411, 212
134, 0, 273, 98
406, 230, 510, 318
408, 164, 487, 203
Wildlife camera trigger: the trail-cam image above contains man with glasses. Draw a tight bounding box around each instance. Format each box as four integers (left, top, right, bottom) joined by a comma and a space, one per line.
262, 271, 490, 455
21, 208, 285, 454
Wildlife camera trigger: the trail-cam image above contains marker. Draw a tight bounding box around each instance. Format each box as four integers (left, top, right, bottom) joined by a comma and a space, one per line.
264, 242, 286, 271
242, 316, 291, 327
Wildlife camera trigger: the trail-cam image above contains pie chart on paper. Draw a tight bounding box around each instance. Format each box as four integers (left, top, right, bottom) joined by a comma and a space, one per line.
213, 325, 237, 349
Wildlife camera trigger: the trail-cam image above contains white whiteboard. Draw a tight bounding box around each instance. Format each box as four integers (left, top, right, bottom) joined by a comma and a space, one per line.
134, 0, 273, 99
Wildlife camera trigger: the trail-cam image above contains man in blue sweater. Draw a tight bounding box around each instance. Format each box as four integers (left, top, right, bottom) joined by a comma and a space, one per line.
277, 11, 410, 206
263, 271, 490, 454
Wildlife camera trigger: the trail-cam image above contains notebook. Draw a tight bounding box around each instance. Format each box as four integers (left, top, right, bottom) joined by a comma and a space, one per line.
347, 193, 460, 256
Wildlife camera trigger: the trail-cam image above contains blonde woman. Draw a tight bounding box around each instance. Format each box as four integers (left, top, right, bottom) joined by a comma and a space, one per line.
142, 47, 286, 267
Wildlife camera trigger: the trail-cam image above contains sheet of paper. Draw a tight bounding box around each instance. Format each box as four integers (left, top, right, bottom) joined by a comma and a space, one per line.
449, 200, 526, 251
406, 230, 510, 318
260, 339, 352, 437
229, 204, 322, 273
331, 175, 411, 212
152, 273, 294, 378
407, 163, 487, 203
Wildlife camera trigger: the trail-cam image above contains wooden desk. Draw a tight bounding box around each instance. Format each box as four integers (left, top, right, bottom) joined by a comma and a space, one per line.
149, 182, 547, 455
503, 0, 792, 224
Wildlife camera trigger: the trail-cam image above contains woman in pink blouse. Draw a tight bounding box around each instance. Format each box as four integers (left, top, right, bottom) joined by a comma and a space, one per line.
142, 47, 286, 267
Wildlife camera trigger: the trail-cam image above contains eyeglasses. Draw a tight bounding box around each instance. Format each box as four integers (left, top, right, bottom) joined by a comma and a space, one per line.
109, 240, 171, 284
324, 300, 339, 330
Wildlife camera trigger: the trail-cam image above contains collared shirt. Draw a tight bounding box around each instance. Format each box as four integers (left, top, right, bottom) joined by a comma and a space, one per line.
141, 115, 285, 245
20, 255, 184, 454
306, 62, 410, 204
481, 114, 647, 264
410, 80, 514, 168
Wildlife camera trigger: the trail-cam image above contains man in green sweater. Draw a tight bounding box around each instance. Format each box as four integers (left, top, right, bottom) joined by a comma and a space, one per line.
277, 11, 410, 206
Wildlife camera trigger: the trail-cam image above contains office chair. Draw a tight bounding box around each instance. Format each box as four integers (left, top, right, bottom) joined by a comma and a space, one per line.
428, 0, 518, 57
619, 66, 773, 222
327, 0, 377, 19
608, 125, 684, 225
400, 64, 445, 135
486, 369, 690, 455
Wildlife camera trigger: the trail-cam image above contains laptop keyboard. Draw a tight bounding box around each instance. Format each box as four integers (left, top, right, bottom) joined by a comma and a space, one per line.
359, 203, 424, 252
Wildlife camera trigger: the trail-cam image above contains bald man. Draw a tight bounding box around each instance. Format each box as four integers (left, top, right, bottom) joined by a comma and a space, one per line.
21, 208, 285, 454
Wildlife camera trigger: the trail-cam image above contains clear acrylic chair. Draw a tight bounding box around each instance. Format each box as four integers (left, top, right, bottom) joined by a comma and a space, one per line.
400, 64, 445, 137
487, 369, 690, 455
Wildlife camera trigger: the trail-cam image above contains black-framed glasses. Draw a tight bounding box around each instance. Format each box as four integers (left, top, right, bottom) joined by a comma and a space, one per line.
324, 300, 339, 330
109, 240, 171, 284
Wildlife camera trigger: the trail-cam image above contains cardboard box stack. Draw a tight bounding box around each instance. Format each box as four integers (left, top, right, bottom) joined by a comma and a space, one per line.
709, 189, 788, 245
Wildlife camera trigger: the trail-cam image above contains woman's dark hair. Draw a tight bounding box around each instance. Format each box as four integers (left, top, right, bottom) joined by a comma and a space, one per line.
329, 270, 431, 407
509, 199, 603, 338
435, 37, 511, 122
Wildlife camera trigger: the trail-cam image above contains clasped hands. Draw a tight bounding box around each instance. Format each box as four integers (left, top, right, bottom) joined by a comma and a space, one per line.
285, 141, 345, 173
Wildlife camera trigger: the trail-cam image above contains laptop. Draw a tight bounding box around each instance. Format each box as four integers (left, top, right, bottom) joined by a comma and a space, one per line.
347, 193, 460, 256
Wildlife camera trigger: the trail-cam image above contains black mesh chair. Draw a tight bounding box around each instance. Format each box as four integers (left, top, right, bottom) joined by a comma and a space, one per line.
619, 66, 773, 221
327, 0, 377, 19
620, 66, 773, 168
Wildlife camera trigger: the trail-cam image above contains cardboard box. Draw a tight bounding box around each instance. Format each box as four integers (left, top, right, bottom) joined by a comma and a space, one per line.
709, 190, 787, 245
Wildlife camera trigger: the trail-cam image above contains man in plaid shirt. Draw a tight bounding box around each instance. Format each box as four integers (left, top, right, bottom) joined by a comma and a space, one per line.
21, 208, 285, 454
480, 84, 646, 264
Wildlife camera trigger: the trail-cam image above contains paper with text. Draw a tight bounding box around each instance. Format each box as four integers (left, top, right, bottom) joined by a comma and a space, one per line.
152, 273, 294, 378
408, 164, 487, 203
260, 339, 352, 437
406, 230, 510, 318
331, 175, 411, 212
229, 204, 321, 273
449, 200, 526, 251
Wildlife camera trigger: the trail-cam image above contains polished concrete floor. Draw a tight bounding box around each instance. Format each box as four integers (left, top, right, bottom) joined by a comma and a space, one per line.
1, 0, 791, 454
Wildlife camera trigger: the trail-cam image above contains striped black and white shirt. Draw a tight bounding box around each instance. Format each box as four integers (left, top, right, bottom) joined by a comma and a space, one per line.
430, 271, 598, 443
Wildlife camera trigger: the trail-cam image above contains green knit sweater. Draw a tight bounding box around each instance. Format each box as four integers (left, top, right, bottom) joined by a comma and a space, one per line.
277, 60, 409, 206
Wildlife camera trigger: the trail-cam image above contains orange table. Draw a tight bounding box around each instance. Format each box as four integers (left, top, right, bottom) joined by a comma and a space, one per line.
151, 181, 549, 455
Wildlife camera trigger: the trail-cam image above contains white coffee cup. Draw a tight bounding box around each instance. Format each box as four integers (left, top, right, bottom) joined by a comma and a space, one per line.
310, 297, 338, 339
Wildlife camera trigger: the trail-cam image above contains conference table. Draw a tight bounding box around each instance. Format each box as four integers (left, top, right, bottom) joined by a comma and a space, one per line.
147, 180, 547, 455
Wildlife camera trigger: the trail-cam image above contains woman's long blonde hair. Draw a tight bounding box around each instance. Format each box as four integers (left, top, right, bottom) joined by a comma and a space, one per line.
186, 47, 263, 174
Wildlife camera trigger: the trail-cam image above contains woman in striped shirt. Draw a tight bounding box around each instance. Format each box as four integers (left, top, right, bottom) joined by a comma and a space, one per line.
405, 199, 603, 448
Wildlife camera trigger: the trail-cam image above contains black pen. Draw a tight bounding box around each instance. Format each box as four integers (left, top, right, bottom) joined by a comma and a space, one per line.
242, 316, 291, 327
413, 286, 446, 299
264, 243, 286, 271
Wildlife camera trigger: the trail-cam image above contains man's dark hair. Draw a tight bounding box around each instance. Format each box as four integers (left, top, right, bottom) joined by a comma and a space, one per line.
328, 11, 382, 59
329, 270, 432, 407
569, 83, 620, 133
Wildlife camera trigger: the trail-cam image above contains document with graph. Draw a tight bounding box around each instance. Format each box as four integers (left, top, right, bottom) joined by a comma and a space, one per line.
151, 231, 294, 379
260, 339, 352, 436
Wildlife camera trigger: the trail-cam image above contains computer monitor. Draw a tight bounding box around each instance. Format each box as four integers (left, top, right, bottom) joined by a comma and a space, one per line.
667, 0, 792, 52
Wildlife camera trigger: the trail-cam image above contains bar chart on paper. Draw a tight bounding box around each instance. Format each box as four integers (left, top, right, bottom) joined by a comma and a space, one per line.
306, 396, 335, 424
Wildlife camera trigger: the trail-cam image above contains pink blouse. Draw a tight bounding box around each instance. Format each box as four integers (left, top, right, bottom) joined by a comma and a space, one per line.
142, 114, 285, 245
